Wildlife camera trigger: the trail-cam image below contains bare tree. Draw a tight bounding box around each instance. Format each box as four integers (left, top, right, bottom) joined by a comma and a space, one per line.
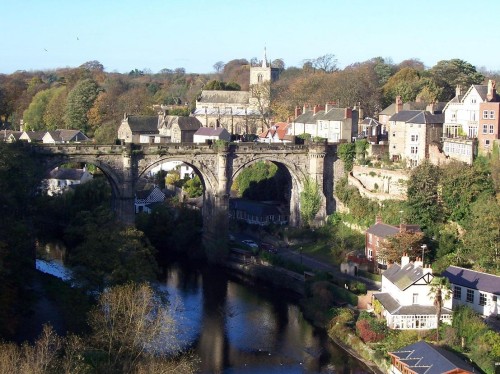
312, 54, 338, 73
213, 61, 225, 73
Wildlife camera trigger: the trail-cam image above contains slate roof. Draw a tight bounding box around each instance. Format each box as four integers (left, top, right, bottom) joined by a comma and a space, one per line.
383, 262, 433, 291
49, 168, 88, 181
194, 127, 228, 137
125, 116, 158, 133
2, 130, 22, 141
198, 90, 250, 104
366, 222, 400, 238
389, 341, 475, 374
389, 110, 444, 124
46, 129, 89, 142
21, 131, 46, 141
379, 102, 427, 116
359, 117, 382, 127
318, 107, 347, 121
374, 292, 452, 316
163, 116, 201, 131
293, 110, 317, 124
442, 266, 500, 295
229, 199, 283, 217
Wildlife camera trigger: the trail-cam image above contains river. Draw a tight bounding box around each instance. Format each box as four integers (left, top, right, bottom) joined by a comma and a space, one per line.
160, 262, 371, 373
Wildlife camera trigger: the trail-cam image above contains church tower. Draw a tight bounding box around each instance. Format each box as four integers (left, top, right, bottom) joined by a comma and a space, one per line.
250, 48, 277, 86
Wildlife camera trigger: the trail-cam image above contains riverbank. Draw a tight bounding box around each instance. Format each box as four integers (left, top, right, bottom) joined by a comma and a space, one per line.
220, 257, 386, 373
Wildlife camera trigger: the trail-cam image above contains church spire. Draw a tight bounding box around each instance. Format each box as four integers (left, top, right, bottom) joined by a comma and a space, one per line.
262, 47, 268, 68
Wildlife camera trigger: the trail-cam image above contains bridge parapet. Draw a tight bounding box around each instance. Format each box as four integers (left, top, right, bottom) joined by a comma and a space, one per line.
31, 143, 126, 156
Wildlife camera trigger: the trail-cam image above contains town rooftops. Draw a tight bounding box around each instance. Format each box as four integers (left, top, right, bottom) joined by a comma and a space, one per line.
442, 266, 500, 295
388, 341, 475, 374
49, 168, 88, 181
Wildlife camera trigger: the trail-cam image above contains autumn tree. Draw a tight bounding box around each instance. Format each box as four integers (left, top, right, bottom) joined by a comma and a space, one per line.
43, 86, 67, 130
213, 61, 225, 73
22, 88, 55, 130
378, 230, 425, 264
382, 67, 422, 104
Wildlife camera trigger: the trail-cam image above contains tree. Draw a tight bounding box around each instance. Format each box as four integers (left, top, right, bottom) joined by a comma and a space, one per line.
88, 283, 197, 373
64, 78, 100, 132
337, 143, 356, 172
406, 161, 442, 234
382, 67, 422, 104
428, 276, 451, 342
43, 86, 67, 130
271, 58, 285, 72
378, 231, 425, 264
300, 177, 321, 227
22, 88, 55, 130
213, 61, 225, 73
183, 175, 203, 198
429, 59, 484, 101
311, 54, 338, 73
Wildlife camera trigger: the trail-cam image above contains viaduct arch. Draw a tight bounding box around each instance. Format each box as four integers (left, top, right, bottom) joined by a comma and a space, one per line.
30, 142, 341, 245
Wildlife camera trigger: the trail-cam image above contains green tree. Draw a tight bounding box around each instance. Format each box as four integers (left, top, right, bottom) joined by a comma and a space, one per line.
429, 59, 485, 101
337, 143, 356, 172
22, 88, 55, 130
64, 78, 100, 133
43, 86, 67, 130
300, 177, 321, 227
183, 175, 203, 198
382, 67, 422, 104
428, 276, 451, 342
406, 161, 441, 234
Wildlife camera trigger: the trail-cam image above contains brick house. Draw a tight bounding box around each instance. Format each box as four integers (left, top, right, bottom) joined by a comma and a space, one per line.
365, 216, 421, 271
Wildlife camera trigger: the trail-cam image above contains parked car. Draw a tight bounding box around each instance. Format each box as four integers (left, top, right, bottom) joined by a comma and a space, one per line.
241, 239, 259, 249
260, 242, 277, 254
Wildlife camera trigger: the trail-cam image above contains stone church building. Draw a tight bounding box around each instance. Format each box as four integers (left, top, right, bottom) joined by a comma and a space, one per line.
194, 50, 279, 136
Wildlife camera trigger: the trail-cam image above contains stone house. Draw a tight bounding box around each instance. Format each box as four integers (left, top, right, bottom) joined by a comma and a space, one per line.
378, 97, 428, 132
373, 255, 453, 330
357, 117, 387, 144
442, 266, 500, 318
159, 115, 201, 143
365, 216, 421, 271
117, 115, 159, 143
288, 103, 359, 143
387, 100, 444, 167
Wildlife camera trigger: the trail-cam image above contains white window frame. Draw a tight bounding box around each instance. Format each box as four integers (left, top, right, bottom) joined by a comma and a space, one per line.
466, 289, 474, 303
483, 110, 489, 119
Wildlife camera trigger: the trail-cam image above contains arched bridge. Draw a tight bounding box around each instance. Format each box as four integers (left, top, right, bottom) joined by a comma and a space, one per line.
29, 142, 342, 243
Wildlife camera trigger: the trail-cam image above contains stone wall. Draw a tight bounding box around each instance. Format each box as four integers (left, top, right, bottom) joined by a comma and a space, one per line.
348, 165, 408, 201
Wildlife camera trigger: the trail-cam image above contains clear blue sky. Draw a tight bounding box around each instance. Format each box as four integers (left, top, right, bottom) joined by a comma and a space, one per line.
3, 0, 499, 74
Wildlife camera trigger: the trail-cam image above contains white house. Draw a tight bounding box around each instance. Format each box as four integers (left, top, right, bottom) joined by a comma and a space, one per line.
42, 129, 89, 144
442, 265, 500, 318
373, 255, 452, 330
193, 127, 231, 143
44, 167, 93, 196
135, 186, 166, 213
258, 122, 292, 143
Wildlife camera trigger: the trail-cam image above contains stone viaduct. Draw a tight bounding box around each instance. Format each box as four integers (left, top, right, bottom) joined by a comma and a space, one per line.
30, 142, 342, 243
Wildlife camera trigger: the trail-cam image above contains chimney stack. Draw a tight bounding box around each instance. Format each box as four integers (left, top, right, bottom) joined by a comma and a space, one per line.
325, 101, 336, 112
295, 106, 302, 118
395, 96, 403, 113
375, 215, 382, 224
401, 253, 410, 267
303, 104, 310, 113
456, 85, 462, 97
414, 256, 423, 268
313, 104, 325, 115
487, 80, 497, 101
345, 107, 352, 118
426, 102, 435, 114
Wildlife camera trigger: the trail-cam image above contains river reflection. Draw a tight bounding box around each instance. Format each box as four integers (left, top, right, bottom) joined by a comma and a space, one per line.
160, 263, 370, 374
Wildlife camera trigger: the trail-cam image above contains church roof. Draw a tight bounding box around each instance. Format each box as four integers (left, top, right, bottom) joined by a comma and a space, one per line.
198, 90, 250, 105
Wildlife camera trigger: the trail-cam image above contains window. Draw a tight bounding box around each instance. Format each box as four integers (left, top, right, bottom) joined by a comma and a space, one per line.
483, 110, 489, 119
453, 286, 462, 300
490, 110, 495, 119
479, 293, 487, 306
392, 132, 396, 137
483, 124, 488, 134
485, 140, 491, 146
471, 98, 477, 104
412, 294, 418, 304
368, 248, 373, 259
411, 146, 418, 154
466, 289, 474, 303
411, 134, 419, 142
490, 124, 495, 134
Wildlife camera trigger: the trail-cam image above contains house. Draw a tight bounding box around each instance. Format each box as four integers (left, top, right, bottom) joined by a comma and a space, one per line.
43, 167, 93, 196
258, 122, 292, 143
19, 131, 46, 142
42, 129, 89, 144
229, 198, 288, 226
135, 186, 166, 213
357, 117, 387, 144
158, 115, 201, 143
288, 103, 360, 143
442, 81, 500, 163
194, 49, 279, 135
373, 254, 453, 330
193, 127, 231, 143
378, 97, 428, 131
442, 266, 500, 318
387, 101, 444, 167
365, 216, 421, 271
1, 130, 22, 142
117, 114, 159, 143
388, 341, 475, 374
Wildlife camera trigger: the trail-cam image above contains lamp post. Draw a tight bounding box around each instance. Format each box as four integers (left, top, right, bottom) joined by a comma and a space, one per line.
421, 244, 427, 265
299, 246, 303, 265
